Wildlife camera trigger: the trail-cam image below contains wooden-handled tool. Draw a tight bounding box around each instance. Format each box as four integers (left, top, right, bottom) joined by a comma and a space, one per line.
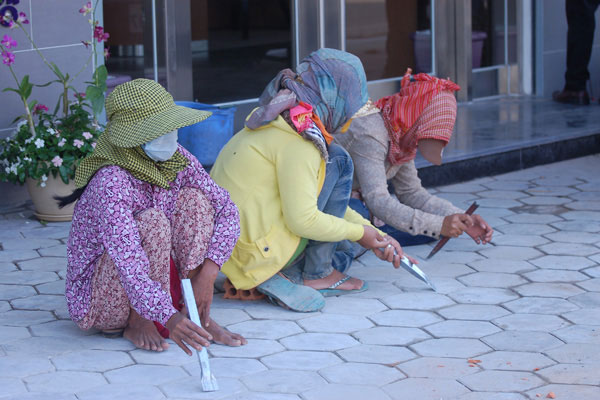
426, 201, 479, 259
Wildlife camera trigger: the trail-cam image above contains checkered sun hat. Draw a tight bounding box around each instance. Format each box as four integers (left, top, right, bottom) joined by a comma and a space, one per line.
105, 79, 211, 148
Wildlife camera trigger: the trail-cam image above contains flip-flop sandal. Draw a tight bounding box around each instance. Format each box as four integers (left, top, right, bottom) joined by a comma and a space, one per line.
101, 329, 124, 339
318, 275, 369, 297
257, 274, 325, 312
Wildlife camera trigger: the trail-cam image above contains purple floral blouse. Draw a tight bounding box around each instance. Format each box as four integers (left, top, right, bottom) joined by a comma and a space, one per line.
65, 145, 240, 326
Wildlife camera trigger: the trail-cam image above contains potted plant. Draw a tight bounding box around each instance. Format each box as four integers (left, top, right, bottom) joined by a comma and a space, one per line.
0, 1, 108, 221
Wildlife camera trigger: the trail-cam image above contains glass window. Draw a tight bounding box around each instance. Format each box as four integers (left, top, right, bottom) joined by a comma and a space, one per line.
472, 0, 517, 68
345, 0, 432, 80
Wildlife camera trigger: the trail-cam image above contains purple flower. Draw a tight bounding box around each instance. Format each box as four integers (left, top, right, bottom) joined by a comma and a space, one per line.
104, 46, 110, 59
17, 12, 29, 25
79, 2, 93, 16
2, 50, 15, 66
58, 138, 66, 147
1, 35, 17, 49
51, 156, 63, 167
33, 104, 49, 114
82, 131, 93, 140
73, 139, 84, 148
93, 25, 109, 43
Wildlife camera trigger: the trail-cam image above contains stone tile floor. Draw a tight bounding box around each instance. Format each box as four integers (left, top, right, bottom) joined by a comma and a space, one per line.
1, 154, 599, 400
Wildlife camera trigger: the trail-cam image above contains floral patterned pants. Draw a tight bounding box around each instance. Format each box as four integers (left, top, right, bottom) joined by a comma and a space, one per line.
79, 187, 215, 330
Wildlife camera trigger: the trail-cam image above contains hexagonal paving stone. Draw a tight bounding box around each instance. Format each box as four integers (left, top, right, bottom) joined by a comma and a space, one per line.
520, 196, 571, 206
561, 210, 600, 221
483, 180, 533, 191
455, 393, 526, 400
241, 301, 318, 320
76, 384, 165, 400
22, 226, 70, 239
11, 294, 67, 311
381, 292, 454, 310
161, 377, 245, 399
130, 343, 198, 365
0, 261, 16, 272
0, 355, 55, 378
35, 279, 66, 295
459, 370, 544, 392
490, 234, 550, 247
570, 191, 600, 201
337, 344, 416, 364
369, 310, 442, 327
514, 282, 584, 298
241, 369, 326, 393
524, 269, 588, 282
584, 266, 600, 277
38, 245, 67, 257
538, 363, 600, 385
494, 223, 556, 236
0, 326, 31, 344
546, 343, 600, 363
280, 333, 358, 351
459, 272, 527, 288
493, 313, 570, 332
0, 310, 56, 326
0, 238, 61, 250
104, 364, 186, 385
383, 377, 470, 400
261, 351, 341, 371
52, 350, 133, 372
354, 326, 430, 346
0, 249, 39, 263
545, 231, 600, 244
418, 262, 475, 278
526, 186, 577, 196
553, 325, 600, 344
17, 257, 67, 272
398, 357, 480, 379
425, 320, 501, 338
303, 384, 393, 400
525, 384, 600, 400
438, 304, 511, 320
209, 308, 250, 327
468, 259, 536, 274
411, 338, 491, 358
478, 190, 527, 200
479, 246, 543, 261
321, 297, 387, 316
576, 278, 600, 291
0, 270, 59, 285
562, 308, 600, 325
482, 331, 563, 352
569, 292, 600, 308
426, 277, 467, 294
567, 200, 600, 211
448, 287, 519, 304
504, 213, 562, 224
438, 182, 489, 193
25, 371, 107, 393
477, 351, 555, 371
551, 220, 600, 233
427, 251, 484, 264
503, 297, 579, 314
297, 313, 373, 333
185, 357, 267, 378
476, 198, 523, 208
345, 281, 403, 299
320, 362, 405, 386
539, 243, 599, 257
2, 336, 86, 357
0, 377, 27, 398
209, 339, 285, 358
227, 320, 302, 340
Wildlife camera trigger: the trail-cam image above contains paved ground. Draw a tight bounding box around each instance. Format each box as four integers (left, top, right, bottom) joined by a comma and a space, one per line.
1, 154, 599, 400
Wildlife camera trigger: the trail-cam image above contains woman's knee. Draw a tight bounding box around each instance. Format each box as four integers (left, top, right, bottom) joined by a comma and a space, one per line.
136, 208, 171, 238
328, 143, 354, 177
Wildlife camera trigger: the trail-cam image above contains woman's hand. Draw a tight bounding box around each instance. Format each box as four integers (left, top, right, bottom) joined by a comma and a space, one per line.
190, 259, 219, 328
358, 226, 416, 268
465, 214, 493, 244
165, 311, 213, 356
441, 213, 474, 238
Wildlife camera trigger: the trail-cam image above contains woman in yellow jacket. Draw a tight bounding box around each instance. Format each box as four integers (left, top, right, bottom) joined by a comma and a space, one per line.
211, 49, 411, 312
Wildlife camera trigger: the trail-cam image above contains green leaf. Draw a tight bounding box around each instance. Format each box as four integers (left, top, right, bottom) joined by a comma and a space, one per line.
58, 165, 69, 184
20, 75, 33, 100
86, 85, 104, 116
53, 93, 63, 116
94, 65, 108, 84
34, 80, 61, 88
50, 62, 65, 80
10, 114, 27, 124
2, 87, 20, 94
28, 100, 38, 111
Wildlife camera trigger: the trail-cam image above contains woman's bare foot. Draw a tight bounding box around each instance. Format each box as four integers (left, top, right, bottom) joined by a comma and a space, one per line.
205, 319, 247, 347
123, 309, 169, 352
303, 268, 364, 291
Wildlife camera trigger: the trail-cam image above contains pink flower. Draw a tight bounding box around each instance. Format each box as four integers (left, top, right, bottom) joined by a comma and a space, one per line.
2, 12, 15, 28
1, 35, 17, 49
2, 50, 15, 66
58, 138, 66, 147
290, 101, 314, 132
82, 131, 93, 140
74, 92, 86, 100
79, 2, 93, 16
104, 46, 110, 59
73, 139, 84, 148
17, 12, 29, 24
33, 104, 49, 114
93, 25, 109, 43
51, 155, 63, 167
91, 142, 96, 148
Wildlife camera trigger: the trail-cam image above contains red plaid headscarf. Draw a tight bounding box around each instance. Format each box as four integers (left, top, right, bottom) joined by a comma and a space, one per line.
375, 69, 460, 165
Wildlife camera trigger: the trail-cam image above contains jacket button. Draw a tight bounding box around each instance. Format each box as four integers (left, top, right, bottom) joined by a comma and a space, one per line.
264, 246, 269, 252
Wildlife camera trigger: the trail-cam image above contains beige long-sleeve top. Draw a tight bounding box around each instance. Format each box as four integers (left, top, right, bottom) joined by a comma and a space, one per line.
333, 111, 463, 238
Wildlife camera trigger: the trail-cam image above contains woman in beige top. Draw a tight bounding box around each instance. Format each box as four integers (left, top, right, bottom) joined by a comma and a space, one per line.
333, 71, 493, 245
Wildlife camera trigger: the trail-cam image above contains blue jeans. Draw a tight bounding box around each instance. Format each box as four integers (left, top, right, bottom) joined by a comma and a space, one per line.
281, 144, 361, 284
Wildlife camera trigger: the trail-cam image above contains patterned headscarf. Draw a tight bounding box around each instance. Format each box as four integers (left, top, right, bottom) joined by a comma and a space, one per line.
74, 132, 189, 189
247, 48, 369, 134
375, 70, 460, 165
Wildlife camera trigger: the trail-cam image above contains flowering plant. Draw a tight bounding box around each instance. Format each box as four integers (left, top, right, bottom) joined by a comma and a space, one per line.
0, 1, 108, 185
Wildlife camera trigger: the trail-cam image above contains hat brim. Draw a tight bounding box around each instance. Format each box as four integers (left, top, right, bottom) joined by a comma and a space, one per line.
107, 105, 212, 148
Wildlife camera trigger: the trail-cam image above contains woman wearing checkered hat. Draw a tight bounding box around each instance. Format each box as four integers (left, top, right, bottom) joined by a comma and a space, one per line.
60, 79, 247, 354
333, 69, 493, 247
211, 48, 414, 312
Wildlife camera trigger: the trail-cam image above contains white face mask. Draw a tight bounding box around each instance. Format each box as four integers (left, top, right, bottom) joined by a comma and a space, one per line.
142, 130, 178, 162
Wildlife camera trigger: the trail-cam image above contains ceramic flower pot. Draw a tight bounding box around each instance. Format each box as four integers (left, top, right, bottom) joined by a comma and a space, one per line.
26, 176, 76, 222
